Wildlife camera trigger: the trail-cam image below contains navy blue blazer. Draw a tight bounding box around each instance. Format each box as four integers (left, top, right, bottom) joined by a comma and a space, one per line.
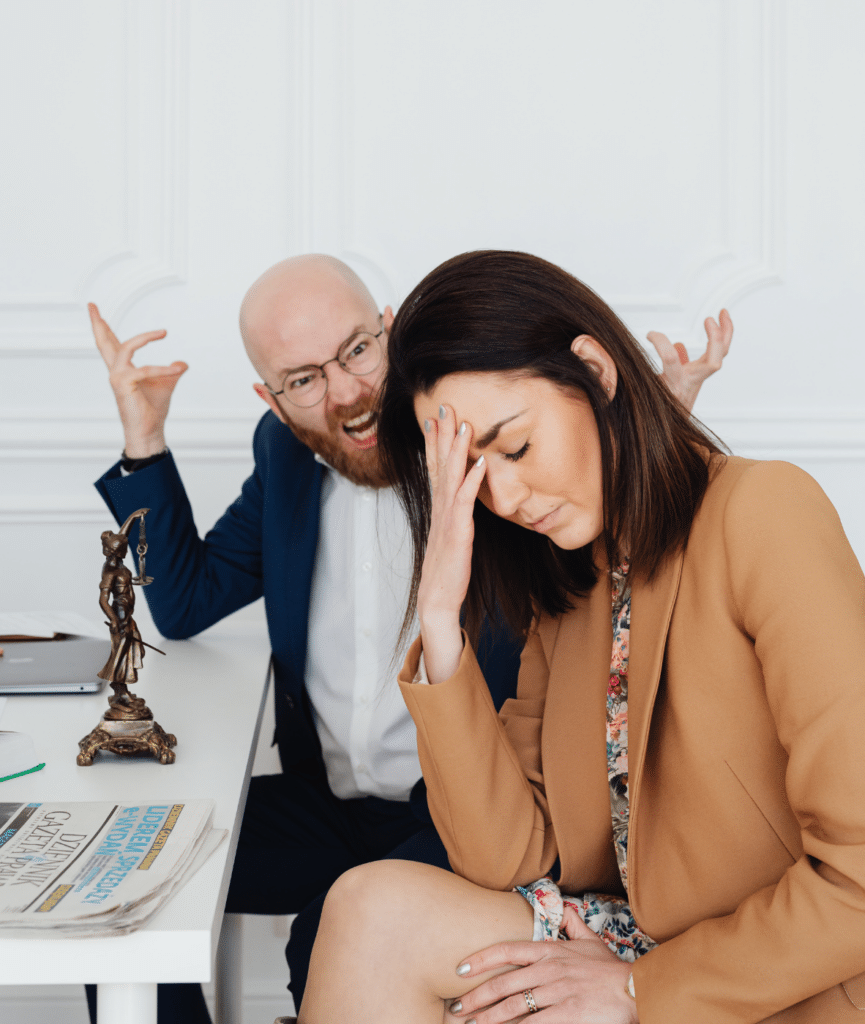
95, 411, 521, 798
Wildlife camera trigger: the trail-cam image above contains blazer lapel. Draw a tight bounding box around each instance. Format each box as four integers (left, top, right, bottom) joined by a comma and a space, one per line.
626, 547, 684, 902
283, 459, 323, 681
536, 614, 561, 671
542, 575, 617, 887
264, 430, 324, 691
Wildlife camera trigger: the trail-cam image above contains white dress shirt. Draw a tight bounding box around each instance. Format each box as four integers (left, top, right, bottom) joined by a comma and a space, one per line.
305, 458, 422, 801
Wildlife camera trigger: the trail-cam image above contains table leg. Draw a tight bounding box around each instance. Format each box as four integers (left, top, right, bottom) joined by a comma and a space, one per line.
215, 912, 244, 1024
97, 982, 157, 1024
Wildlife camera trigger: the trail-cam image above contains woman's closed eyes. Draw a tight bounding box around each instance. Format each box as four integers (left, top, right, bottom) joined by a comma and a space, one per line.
503, 440, 531, 463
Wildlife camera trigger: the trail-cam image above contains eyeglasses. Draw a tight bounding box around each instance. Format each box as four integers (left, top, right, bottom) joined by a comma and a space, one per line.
264, 317, 384, 408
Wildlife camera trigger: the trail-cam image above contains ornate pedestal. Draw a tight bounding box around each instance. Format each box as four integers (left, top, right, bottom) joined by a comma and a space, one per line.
77, 716, 177, 766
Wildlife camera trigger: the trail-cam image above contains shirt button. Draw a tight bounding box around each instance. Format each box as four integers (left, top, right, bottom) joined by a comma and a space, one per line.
359, 694, 370, 705
357, 764, 368, 775
361, 562, 372, 572
362, 627, 371, 637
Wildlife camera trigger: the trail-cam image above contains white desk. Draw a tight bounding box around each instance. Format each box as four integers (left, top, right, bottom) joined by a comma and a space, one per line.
0, 633, 271, 1024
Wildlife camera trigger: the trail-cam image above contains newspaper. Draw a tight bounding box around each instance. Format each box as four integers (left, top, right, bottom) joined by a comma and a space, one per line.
0, 800, 225, 936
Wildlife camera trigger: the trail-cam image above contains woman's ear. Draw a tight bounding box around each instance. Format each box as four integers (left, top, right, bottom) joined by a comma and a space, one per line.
570, 335, 617, 399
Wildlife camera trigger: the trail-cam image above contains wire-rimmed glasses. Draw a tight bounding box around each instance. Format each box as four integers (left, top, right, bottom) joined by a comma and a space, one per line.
264, 317, 384, 408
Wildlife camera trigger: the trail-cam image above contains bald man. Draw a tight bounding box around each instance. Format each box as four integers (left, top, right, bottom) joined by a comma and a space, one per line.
89, 255, 732, 1022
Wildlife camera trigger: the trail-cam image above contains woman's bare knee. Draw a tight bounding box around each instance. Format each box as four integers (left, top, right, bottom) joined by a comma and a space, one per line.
302, 861, 534, 1022
317, 861, 532, 990
319, 859, 438, 938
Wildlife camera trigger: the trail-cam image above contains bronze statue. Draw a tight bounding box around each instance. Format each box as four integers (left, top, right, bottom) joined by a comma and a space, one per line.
77, 509, 177, 765
98, 521, 149, 718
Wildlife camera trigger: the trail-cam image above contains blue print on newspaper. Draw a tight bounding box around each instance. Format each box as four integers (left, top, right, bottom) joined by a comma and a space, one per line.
0, 800, 213, 929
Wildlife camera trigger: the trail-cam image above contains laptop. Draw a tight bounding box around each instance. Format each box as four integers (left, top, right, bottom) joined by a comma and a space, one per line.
0, 637, 111, 695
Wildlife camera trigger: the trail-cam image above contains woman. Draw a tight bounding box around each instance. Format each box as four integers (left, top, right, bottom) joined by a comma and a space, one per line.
297, 251, 865, 1023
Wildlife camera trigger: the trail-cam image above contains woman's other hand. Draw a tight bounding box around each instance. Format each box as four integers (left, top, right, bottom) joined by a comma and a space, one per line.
417, 404, 488, 685
647, 308, 733, 414
448, 924, 638, 1024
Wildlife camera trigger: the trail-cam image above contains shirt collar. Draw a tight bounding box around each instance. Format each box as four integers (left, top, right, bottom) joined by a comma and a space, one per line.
313, 452, 390, 497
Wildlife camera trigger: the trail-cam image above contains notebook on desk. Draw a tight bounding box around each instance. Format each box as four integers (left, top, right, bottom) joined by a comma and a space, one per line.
0, 637, 111, 695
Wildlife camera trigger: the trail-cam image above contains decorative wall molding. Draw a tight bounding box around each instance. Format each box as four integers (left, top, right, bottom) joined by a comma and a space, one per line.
294, 0, 784, 332
0, 0, 189, 355
0, 410, 260, 463
291, 0, 315, 255
289, 0, 407, 306
607, 0, 784, 330
335, 1, 400, 303
0, 501, 113, 527
0, 333, 100, 359
701, 413, 865, 460
0, 449, 255, 464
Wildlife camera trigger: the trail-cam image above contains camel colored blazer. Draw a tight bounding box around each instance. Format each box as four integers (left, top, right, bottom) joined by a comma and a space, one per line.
399, 456, 865, 1023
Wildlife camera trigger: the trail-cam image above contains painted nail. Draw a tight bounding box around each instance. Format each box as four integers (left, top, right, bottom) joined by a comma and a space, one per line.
424, 419, 431, 432
458, 421, 467, 436
476, 455, 485, 468
450, 1000, 462, 1013
456, 962, 471, 976
439, 404, 446, 419
467, 1019, 477, 1024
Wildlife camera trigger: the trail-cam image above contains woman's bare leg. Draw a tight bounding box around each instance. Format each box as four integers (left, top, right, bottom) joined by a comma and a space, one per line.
298, 860, 534, 1024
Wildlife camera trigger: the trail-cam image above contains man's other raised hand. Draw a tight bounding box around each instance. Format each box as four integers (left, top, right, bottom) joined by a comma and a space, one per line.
89, 303, 188, 459
647, 308, 733, 414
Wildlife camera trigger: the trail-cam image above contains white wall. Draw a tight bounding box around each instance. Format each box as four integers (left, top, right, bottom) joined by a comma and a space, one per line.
1, 1, 864, 1020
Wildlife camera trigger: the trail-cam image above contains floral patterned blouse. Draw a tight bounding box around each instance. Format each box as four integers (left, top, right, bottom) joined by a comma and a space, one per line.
516, 560, 657, 963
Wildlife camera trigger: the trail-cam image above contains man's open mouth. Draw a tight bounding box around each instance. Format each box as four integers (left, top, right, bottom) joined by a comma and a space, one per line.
342, 409, 377, 443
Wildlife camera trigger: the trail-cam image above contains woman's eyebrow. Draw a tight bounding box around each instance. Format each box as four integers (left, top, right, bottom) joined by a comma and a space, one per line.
475, 411, 527, 450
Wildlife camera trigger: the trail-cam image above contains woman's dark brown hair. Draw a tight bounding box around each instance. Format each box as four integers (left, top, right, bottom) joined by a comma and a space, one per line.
377, 250, 725, 646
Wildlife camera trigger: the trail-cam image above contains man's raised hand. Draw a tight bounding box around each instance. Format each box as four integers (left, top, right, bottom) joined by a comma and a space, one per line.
89, 302, 187, 458
647, 308, 733, 414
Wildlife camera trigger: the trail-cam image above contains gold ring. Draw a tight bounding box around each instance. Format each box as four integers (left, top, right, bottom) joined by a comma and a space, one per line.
523, 989, 538, 1013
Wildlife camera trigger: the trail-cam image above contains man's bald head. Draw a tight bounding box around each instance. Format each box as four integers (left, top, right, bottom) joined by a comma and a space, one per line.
242, 254, 392, 489
240, 254, 379, 379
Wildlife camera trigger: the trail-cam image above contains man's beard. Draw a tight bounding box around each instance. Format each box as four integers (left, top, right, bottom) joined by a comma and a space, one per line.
285, 394, 391, 489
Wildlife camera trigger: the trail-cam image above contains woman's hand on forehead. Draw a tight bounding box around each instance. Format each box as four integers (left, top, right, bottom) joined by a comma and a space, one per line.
416, 403, 488, 686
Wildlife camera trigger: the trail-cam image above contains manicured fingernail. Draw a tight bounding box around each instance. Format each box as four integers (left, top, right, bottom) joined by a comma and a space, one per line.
476, 455, 485, 468
456, 962, 471, 976
458, 421, 466, 436
450, 1000, 462, 1013
467, 1019, 477, 1024
439, 404, 446, 419
424, 419, 431, 432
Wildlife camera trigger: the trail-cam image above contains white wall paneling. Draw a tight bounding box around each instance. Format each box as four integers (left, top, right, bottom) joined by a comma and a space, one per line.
0, 0, 188, 354
0, 0, 291, 627
301, 0, 784, 341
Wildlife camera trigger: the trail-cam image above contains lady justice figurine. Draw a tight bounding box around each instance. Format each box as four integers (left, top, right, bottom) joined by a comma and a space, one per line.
77, 508, 177, 765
